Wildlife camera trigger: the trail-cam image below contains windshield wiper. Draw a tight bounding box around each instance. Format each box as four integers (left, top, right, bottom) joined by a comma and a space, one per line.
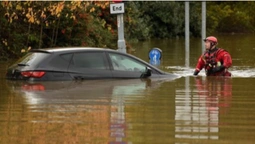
17, 63, 29, 66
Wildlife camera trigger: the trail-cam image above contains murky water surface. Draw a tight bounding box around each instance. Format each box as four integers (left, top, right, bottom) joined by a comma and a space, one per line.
1, 34, 255, 143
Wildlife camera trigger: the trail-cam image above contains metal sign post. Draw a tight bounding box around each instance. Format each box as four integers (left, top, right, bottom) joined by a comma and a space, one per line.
110, 3, 126, 53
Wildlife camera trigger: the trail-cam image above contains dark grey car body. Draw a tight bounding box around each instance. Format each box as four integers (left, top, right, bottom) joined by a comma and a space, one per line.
6, 47, 178, 81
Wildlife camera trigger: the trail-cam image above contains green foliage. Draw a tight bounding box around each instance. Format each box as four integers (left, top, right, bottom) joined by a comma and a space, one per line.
124, 2, 151, 42
132, 2, 202, 38
137, 1, 186, 38
206, 2, 255, 34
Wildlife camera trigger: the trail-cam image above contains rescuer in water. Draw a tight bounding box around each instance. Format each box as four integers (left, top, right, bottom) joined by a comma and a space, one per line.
193, 36, 232, 76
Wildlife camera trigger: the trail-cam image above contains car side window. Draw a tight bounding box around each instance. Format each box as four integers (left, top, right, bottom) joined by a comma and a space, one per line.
72, 52, 107, 69
109, 53, 146, 72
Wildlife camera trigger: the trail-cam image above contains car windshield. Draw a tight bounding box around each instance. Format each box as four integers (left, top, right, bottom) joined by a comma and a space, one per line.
14, 52, 50, 67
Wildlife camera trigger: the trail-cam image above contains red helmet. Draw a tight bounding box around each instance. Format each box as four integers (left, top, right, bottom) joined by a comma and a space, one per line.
203, 36, 218, 44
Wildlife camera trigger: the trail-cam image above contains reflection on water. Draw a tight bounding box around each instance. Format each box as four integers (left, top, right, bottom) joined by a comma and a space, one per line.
2, 78, 176, 144
175, 77, 232, 140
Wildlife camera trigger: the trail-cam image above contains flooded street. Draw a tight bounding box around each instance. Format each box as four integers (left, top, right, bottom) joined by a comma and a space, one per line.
1, 34, 255, 143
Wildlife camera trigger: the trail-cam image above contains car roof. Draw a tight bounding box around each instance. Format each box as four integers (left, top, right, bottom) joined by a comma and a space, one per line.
30, 47, 116, 53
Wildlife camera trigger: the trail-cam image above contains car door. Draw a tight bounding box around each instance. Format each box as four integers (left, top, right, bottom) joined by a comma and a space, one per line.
67, 51, 112, 80
107, 52, 160, 79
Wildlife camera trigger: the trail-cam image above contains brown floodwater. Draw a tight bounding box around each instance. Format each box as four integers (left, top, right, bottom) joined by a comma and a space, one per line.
1, 33, 255, 144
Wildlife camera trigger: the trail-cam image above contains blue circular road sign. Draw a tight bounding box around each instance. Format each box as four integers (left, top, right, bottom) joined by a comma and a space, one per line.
149, 48, 162, 61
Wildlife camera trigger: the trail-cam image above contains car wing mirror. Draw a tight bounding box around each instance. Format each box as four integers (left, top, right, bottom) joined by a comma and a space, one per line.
140, 67, 152, 78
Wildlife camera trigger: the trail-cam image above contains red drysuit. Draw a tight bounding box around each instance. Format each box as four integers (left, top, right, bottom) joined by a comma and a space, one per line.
194, 48, 232, 76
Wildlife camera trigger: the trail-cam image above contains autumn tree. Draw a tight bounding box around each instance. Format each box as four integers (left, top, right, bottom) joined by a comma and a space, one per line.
0, 1, 115, 58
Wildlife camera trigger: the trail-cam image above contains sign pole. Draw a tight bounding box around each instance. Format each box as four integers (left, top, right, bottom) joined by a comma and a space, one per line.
117, 13, 126, 53
110, 2, 126, 53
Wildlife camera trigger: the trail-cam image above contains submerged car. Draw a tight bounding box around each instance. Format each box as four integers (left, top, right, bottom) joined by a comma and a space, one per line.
6, 47, 178, 81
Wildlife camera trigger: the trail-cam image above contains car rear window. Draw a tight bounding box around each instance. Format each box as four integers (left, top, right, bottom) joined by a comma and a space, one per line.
14, 52, 51, 67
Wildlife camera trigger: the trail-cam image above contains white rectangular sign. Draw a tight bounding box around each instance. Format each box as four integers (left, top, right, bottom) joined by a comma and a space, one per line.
110, 3, 125, 14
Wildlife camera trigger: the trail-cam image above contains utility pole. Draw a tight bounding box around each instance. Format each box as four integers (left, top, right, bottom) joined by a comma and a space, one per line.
202, 2, 206, 52
185, 2, 190, 68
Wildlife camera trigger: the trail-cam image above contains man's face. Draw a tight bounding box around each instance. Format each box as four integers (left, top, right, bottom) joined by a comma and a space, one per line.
204, 40, 212, 50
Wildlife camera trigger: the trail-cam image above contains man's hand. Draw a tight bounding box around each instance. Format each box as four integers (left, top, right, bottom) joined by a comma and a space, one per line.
193, 70, 199, 76
211, 65, 225, 73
